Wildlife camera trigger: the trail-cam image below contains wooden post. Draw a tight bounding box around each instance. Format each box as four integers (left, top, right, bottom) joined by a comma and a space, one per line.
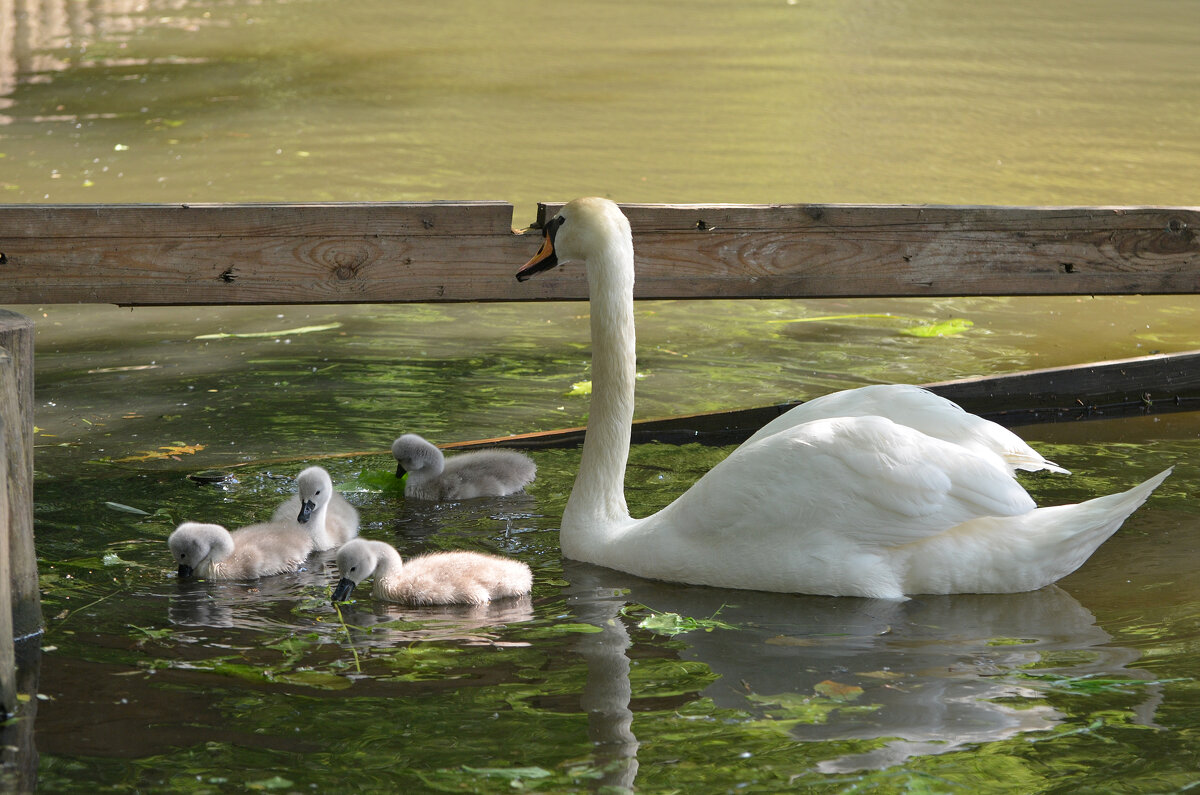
0, 310, 39, 640
0, 399, 13, 716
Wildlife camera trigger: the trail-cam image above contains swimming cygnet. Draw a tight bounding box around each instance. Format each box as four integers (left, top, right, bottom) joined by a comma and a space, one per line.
272, 466, 360, 550
168, 520, 314, 580
391, 433, 537, 501
330, 538, 533, 606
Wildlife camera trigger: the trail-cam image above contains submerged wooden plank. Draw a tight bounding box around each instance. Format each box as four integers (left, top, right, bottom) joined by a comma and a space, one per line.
443, 348, 1200, 450
1, 202, 1198, 304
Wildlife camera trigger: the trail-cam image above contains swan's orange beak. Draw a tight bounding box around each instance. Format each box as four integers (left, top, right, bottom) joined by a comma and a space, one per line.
516, 228, 559, 281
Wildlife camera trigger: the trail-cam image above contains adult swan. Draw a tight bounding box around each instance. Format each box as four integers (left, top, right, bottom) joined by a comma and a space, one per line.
516, 197, 1171, 598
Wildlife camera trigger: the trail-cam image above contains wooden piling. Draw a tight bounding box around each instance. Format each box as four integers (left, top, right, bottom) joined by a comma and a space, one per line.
0, 310, 39, 641
0, 398, 12, 716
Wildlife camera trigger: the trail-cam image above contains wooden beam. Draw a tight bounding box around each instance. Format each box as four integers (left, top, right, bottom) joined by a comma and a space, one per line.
2, 203, 1198, 305
441, 348, 1200, 450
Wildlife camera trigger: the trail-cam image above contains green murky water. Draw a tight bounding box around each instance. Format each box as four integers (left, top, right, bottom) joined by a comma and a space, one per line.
4, 0, 1200, 791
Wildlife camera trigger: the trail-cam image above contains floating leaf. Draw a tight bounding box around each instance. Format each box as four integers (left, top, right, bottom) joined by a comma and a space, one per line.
246, 777, 294, 791
814, 680, 864, 701
274, 670, 353, 690
110, 443, 206, 463
194, 322, 342, 340
625, 604, 737, 636
348, 469, 407, 494
104, 501, 150, 516
900, 317, 974, 338
566, 380, 592, 396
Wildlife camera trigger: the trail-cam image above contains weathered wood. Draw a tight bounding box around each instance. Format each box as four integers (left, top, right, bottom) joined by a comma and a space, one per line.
2, 203, 1198, 304
442, 348, 1200, 451
0, 399, 14, 717
0, 202, 530, 305
0, 312, 39, 640
527, 203, 1200, 300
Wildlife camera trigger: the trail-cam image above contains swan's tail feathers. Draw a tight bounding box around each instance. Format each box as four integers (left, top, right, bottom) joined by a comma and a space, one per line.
1011, 466, 1172, 587
901, 467, 1172, 595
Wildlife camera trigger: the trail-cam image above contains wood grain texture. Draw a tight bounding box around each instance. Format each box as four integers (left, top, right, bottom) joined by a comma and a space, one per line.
2, 203, 1198, 304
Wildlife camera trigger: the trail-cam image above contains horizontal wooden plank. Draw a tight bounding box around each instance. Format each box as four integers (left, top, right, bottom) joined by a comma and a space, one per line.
2, 202, 1198, 304
443, 349, 1200, 450
525, 203, 1200, 300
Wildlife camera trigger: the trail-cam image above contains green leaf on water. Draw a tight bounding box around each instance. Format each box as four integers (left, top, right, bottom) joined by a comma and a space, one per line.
900, 317, 974, 337
194, 322, 342, 340
246, 776, 294, 791
567, 380, 592, 396
347, 469, 407, 494
104, 501, 151, 516
623, 603, 737, 636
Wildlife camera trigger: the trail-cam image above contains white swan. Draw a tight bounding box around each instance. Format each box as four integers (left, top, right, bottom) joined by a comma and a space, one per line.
391, 433, 537, 500
330, 538, 533, 605
168, 520, 314, 580
272, 466, 360, 550
515, 197, 1171, 598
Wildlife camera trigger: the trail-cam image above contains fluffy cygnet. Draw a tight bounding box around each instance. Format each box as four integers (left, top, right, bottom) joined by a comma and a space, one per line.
272, 466, 360, 550
391, 433, 536, 501
330, 538, 533, 606
168, 520, 314, 580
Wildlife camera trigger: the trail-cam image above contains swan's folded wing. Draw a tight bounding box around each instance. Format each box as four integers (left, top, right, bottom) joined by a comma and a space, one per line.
661, 415, 1036, 548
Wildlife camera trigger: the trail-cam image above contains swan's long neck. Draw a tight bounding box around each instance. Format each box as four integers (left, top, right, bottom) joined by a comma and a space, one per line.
562, 232, 637, 542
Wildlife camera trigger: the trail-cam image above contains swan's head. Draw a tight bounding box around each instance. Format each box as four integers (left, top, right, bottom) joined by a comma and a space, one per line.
331, 538, 383, 602
516, 197, 631, 281
391, 433, 444, 479
168, 522, 233, 578
295, 466, 334, 523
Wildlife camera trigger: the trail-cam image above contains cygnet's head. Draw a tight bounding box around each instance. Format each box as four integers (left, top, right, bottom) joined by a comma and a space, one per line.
295, 466, 334, 524
391, 434, 444, 479
331, 538, 383, 602
516, 197, 630, 281
168, 522, 232, 578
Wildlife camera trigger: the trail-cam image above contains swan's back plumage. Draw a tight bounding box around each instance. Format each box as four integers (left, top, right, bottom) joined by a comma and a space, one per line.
517, 197, 1171, 598
748, 384, 1069, 475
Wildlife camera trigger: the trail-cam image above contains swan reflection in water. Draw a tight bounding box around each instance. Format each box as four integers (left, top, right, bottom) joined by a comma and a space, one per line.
562, 560, 1161, 782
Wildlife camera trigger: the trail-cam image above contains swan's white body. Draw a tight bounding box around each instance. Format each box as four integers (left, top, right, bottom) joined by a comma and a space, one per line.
272, 466, 359, 550
516, 197, 1171, 598
168, 521, 314, 580
392, 433, 537, 501
332, 538, 533, 605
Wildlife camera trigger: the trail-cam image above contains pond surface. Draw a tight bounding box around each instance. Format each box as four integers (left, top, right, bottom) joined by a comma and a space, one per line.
4, 0, 1200, 792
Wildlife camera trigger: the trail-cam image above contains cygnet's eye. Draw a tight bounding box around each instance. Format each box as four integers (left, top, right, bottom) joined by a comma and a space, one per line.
349, 566, 357, 573
315, 490, 322, 496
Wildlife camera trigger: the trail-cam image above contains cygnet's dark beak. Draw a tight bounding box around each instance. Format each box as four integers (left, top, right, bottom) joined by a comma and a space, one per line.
516, 222, 560, 282
297, 499, 316, 524
331, 578, 356, 603
177, 563, 194, 578
395, 461, 407, 478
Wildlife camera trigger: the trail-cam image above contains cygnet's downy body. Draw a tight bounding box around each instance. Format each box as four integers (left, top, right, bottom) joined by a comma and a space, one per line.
331, 538, 533, 606
391, 433, 536, 501
168, 520, 314, 580
272, 466, 360, 550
